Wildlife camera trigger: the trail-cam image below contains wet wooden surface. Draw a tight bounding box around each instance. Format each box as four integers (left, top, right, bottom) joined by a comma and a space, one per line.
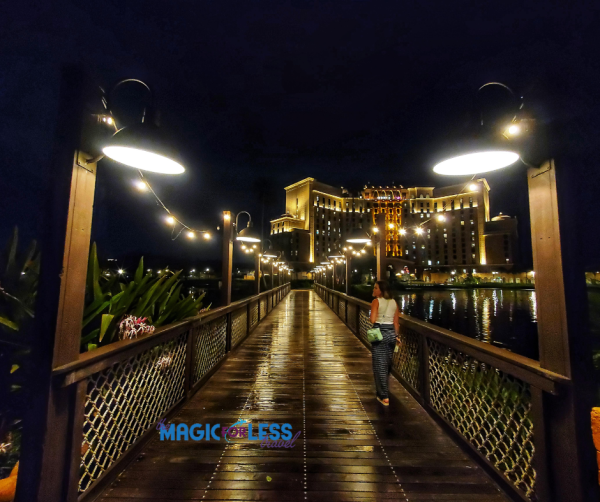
99, 290, 510, 501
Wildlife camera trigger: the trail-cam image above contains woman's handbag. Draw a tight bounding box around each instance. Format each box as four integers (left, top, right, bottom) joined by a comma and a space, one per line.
367, 327, 383, 343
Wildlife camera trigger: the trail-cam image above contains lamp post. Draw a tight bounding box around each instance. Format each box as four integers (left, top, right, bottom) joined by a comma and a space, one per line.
221, 211, 261, 306
328, 254, 344, 290
22, 71, 188, 502
262, 240, 280, 290
432, 82, 595, 502
345, 228, 371, 295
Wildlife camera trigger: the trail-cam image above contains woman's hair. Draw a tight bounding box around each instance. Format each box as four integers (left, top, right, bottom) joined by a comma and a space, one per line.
376, 280, 393, 299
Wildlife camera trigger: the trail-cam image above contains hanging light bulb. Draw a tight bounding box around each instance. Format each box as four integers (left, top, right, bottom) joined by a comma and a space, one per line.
203, 232, 211, 240
187, 231, 195, 239
134, 180, 148, 191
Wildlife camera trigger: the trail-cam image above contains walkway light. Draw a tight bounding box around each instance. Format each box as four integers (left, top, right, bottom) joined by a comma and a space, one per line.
236, 222, 260, 242
263, 240, 280, 259
432, 83, 522, 175
346, 228, 371, 244
433, 151, 519, 175
234, 211, 261, 243
102, 80, 185, 174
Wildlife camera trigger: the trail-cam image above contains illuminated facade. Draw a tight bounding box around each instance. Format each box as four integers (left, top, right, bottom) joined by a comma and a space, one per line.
270, 177, 518, 268
270, 178, 370, 263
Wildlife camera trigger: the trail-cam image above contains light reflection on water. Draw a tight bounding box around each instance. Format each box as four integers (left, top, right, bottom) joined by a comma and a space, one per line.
395, 289, 540, 360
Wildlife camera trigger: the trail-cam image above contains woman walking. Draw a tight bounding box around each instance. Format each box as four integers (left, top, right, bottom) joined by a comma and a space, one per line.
369, 280, 400, 406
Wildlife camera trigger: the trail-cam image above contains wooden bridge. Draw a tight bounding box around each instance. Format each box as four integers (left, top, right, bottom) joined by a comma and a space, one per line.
94, 289, 510, 501
37, 283, 572, 502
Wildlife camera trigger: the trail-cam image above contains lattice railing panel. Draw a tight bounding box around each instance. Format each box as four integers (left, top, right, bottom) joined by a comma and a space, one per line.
392, 325, 421, 392
192, 317, 227, 384
347, 303, 357, 332
428, 339, 536, 499
260, 297, 267, 320
80, 333, 187, 492
232, 307, 248, 348
358, 308, 370, 345
250, 300, 259, 329
339, 298, 346, 322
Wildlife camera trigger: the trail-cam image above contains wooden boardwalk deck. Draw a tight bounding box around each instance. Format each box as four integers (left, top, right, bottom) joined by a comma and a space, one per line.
99, 290, 510, 501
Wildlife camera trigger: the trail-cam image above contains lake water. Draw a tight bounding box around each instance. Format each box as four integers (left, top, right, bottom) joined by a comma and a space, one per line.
391, 288, 600, 361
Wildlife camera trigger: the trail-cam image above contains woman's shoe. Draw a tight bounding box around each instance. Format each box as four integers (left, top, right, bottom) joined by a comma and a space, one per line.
377, 397, 389, 406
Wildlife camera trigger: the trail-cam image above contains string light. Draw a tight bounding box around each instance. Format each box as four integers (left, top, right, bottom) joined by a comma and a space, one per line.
136, 170, 212, 242
134, 180, 148, 191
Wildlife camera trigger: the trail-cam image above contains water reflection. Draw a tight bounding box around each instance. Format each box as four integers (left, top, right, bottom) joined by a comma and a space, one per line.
395, 289, 540, 360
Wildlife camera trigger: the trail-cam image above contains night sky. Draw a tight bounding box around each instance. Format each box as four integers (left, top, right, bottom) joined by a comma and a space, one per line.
1, 1, 599, 270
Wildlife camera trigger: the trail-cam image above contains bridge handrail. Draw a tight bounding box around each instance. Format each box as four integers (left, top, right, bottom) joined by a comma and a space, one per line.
314, 283, 566, 502
53, 288, 283, 384
55, 283, 291, 500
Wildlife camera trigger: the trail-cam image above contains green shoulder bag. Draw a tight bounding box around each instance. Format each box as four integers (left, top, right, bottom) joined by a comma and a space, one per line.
367, 327, 383, 343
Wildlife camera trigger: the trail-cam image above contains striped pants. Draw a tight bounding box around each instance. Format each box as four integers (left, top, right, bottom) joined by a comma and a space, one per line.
371, 324, 396, 399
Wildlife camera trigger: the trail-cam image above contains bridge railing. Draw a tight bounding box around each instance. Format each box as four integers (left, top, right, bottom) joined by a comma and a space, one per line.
315, 283, 568, 502
51, 283, 291, 501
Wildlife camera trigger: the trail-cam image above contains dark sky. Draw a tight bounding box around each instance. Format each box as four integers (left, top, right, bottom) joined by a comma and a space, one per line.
1, 1, 599, 270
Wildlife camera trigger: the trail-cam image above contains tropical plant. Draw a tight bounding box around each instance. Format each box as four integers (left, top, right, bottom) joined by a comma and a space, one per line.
81, 243, 207, 350
0, 228, 39, 478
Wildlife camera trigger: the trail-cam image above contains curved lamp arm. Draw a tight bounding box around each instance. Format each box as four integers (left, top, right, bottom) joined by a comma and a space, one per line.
235, 211, 252, 233
108, 79, 154, 124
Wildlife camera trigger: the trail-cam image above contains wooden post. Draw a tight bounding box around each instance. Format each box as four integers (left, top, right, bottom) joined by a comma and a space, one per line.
246, 302, 251, 335
527, 160, 597, 501
255, 252, 261, 295
345, 251, 352, 295
375, 212, 386, 281
16, 68, 100, 502
221, 211, 233, 307
271, 261, 274, 290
